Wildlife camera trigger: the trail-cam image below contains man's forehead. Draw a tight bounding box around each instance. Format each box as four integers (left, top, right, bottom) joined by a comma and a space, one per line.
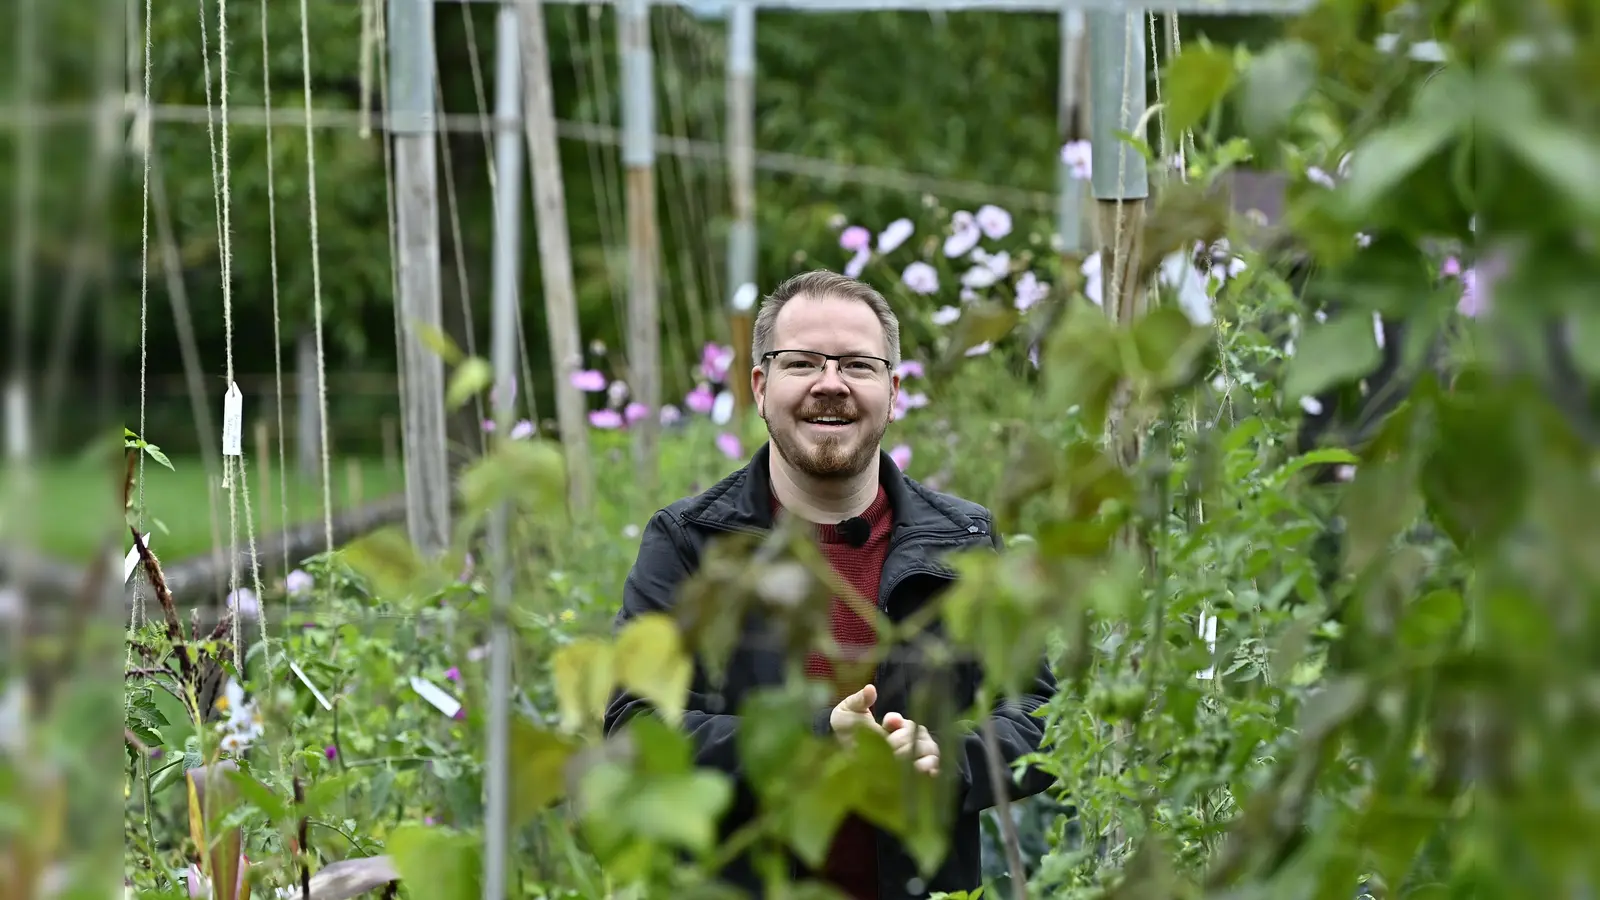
772, 293, 884, 347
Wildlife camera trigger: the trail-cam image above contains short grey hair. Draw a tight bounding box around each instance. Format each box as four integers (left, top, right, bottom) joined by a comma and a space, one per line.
751, 269, 902, 368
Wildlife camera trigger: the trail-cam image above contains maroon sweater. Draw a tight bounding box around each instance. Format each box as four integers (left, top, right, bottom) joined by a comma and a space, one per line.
775, 486, 893, 900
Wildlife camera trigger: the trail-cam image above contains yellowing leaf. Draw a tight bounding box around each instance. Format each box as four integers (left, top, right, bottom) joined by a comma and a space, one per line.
446, 357, 494, 410
615, 613, 693, 726
552, 638, 616, 734
510, 717, 580, 823
412, 321, 464, 366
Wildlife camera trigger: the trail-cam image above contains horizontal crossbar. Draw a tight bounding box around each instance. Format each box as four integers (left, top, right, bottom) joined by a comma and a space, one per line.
430, 0, 1311, 13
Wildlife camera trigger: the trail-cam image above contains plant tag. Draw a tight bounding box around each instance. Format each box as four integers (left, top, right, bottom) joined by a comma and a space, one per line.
291, 660, 333, 711
125, 533, 151, 583
409, 676, 461, 719
222, 382, 244, 457
1196, 612, 1218, 680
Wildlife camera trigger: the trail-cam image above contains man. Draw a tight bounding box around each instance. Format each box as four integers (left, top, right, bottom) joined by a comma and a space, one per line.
603, 270, 1057, 899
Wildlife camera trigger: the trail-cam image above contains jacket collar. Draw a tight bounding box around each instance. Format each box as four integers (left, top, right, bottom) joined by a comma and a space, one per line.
680, 441, 981, 536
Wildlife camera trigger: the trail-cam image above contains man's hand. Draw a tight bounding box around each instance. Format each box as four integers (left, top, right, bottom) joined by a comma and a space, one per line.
882, 712, 939, 776
829, 683, 883, 743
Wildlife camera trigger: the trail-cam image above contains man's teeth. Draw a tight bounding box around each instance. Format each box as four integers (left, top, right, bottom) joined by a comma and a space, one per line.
809, 417, 851, 424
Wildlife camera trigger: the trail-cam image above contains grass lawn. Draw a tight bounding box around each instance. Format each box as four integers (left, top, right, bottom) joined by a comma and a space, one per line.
17, 454, 405, 562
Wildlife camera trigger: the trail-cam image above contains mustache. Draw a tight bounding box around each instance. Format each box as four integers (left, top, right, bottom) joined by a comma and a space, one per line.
797, 405, 859, 420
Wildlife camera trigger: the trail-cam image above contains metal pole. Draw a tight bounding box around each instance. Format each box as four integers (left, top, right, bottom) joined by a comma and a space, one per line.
520, 0, 595, 514
483, 6, 521, 896
1087, 7, 1148, 324
388, 0, 451, 557
726, 2, 757, 410
8, 0, 36, 463
621, 0, 661, 498
1055, 7, 1086, 252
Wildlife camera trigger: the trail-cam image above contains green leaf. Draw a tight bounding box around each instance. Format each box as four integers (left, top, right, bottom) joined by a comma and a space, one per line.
1341, 118, 1457, 215
223, 769, 287, 822
552, 638, 616, 734
1282, 312, 1382, 400
944, 302, 1019, 361
387, 824, 481, 900
510, 717, 580, 823
446, 357, 494, 411
1570, 305, 1600, 381
1421, 382, 1527, 549
737, 687, 821, 799
614, 613, 693, 727
456, 438, 568, 528
1163, 44, 1237, 138
1237, 40, 1316, 139
413, 322, 464, 366
142, 444, 175, 471
1130, 306, 1211, 390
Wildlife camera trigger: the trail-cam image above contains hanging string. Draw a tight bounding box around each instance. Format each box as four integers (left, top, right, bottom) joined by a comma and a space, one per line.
127, 0, 156, 702
295, 0, 336, 557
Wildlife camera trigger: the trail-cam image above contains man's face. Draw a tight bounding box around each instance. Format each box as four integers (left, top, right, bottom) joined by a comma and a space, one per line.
752, 294, 899, 480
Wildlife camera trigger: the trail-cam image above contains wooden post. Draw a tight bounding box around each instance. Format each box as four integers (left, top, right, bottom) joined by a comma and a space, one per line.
388, 0, 451, 558
621, 0, 661, 499
725, 2, 757, 410
255, 419, 272, 537
518, 0, 594, 514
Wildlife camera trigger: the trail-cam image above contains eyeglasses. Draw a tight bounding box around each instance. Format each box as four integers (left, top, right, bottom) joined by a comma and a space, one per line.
761, 349, 891, 381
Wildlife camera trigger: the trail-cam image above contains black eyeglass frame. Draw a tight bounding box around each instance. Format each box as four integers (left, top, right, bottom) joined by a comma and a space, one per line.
759, 349, 894, 376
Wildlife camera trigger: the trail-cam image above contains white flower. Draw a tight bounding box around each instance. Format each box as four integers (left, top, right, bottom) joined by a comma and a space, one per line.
877, 218, 914, 254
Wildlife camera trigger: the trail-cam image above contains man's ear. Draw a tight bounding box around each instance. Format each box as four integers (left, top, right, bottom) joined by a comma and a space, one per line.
751, 365, 766, 416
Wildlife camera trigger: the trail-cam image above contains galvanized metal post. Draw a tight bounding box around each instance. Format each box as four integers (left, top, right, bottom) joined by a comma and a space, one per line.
482, 4, 522, 897
1055, 7, 1087, 252
388, 0, 450, 557
621, 0, 661, 497
1086, 7, 1148, 324
725, 2, 757, 410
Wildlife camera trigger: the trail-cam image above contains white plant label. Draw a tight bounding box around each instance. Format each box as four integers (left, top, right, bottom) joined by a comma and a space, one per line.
222, 382, 244, 457
291, 660, 333, 711
1196, 612, 1218, 681
124, 534, 151, 584
410, 676, 462, 719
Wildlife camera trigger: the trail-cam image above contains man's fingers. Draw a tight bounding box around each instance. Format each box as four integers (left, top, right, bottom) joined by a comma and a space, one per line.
882, 712, 907, 732
915, 754, 939, 776
842, 684, 877, 713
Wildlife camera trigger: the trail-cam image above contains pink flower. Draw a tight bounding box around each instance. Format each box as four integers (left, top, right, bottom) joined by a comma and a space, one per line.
685, 384, 715, 415
715, 432, 743, 460
285, 568, 313, 596
975, 205, 1012, 240
1014, 271, 1049, 311
607, 380, 630, 407
445, 666, 461, 682
1060, 140, 1092, 181
324, 745, 338, 760
877, 218, 915, 254
895, 360, 924, 379
840, 225, 871, 253
1440, 256, 1462, 278
889, 444, 913, 471
570, 369, 608, 392
902, 262, 939, 295
844, 248, 871, 278
894, 391, 929, 419
700, 342, 735, 384
943, 211, 981, 258
660, 404, 682, 426
931, 305, 961, 326
453, 708, 466, 721
624, 402, 650, 425
589, 409, 624, 429
509, 420, 535, 440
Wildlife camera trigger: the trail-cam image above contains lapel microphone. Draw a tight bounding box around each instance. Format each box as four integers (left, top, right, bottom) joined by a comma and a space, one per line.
837, 516, 871, 548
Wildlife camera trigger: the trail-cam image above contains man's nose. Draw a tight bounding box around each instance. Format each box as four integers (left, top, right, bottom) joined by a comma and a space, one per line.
810, 363, 851, 394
